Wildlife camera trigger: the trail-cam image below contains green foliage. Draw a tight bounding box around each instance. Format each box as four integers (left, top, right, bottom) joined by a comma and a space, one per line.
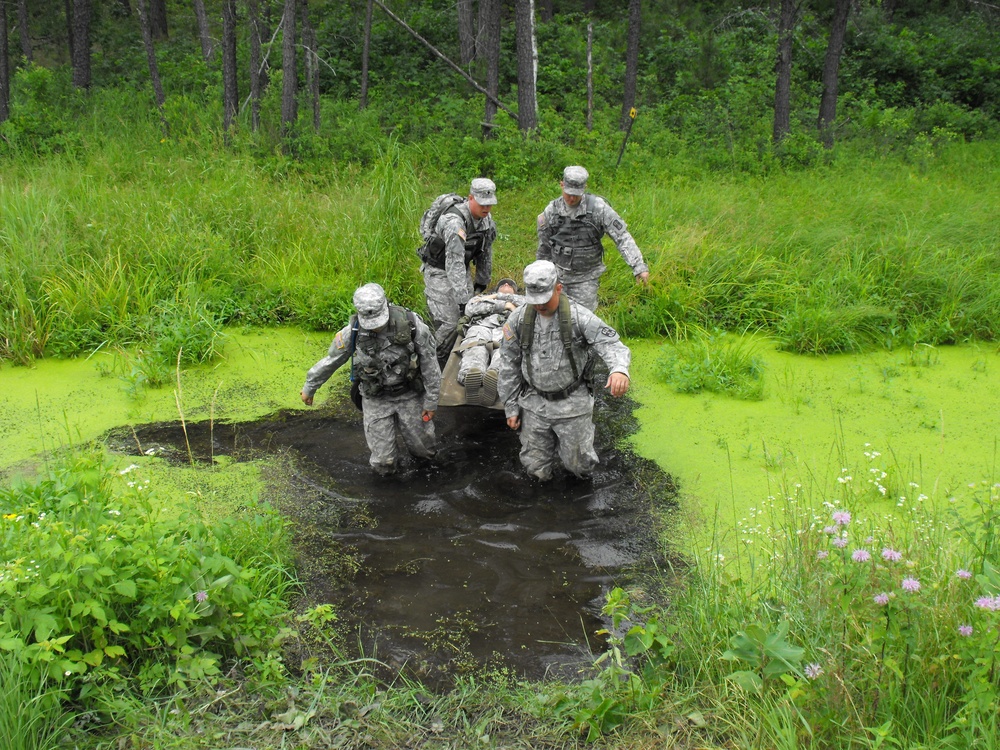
0, 453, 293, 712
0, 651, 72, 750
0, 65, 83, 156
659, 333, 766, 400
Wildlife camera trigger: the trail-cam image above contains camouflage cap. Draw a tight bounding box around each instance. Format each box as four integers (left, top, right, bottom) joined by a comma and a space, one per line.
353, 283, 390, 329
561, 165, 589, 196
523, 260, 558, 304
470, 177, 497, 206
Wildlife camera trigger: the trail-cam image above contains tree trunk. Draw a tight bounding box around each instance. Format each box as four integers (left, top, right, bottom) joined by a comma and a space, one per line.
620, 0, 640, 131
772, 0, 796, 144
458, 0, 475, 65
222, 0, 237, 134
248, 0, 263, 130
117, 0, 131, 16
817, 0, 851, 147
194, 0, 213, 62
280, 0, 297, 134
300, 0, 319, 131
71, 0, 92, 89
586, 21, 593, 131
539, 0, 553, 22
360, 0, 372, 109
0, 0, 9, 123
149, 0, 168, 40
17, 0, 31, 62
481, 0, 500, 138
136, 0, 168, 133
64, 0, 74, 63
514, 0, 537, 132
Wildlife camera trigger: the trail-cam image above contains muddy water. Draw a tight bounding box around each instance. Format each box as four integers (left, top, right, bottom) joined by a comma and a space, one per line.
108, 395, 672, 682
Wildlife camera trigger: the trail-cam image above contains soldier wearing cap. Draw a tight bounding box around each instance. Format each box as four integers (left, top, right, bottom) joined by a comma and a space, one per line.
497, 260, 632, 481
458, 278, 525, 406
300, 283, 441, 475
423, 178, 498, 342
537, 166, 649, 311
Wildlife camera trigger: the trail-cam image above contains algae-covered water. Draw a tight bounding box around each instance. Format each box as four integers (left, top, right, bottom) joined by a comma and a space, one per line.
628, 338, 1000, 548
2, 329, 999, 550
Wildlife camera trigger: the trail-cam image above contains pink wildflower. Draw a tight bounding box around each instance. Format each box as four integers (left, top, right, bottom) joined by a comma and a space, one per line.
874, 593, 890, 606
959, 625, 973, 637
956, 569, 973, 580
852, 549, 871, 562
901, 577, 921, 593
816, 550, 829, 560
195, 590, 209, 603
832, 536, 849, 548
804, 663, 823, 680
882, 548, 903, 562
832, 510, 852, 526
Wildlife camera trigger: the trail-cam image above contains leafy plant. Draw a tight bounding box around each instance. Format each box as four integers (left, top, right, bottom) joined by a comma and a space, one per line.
659, 332, 766, 399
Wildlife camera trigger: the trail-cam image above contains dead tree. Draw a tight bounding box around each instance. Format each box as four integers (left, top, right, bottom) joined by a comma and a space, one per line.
514, 0, 538, 131
817, 0, 851, 147
222, 0, 238, 134
280, 0, 297, 134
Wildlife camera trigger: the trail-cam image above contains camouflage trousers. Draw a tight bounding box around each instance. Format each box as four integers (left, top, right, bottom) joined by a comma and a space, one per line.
361, 391, 436, 474
457, 323, 502, 382
518, 408, 598, 481
559, 277, 600, 312
422, 265, 465, 342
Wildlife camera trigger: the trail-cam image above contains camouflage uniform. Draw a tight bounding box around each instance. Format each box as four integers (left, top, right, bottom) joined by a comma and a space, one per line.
537, 167, 647, 311
422, 179, 497, 341
457, 290, 525, 383
497, 266, 631, 481
302, 285, 441, 475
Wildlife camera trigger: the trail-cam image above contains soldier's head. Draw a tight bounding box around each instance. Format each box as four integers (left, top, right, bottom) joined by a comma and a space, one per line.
469, 177, 497, 219
353, 283, 390, 331
523, 260, 562, 317
494, 278, 518, 295
559, 166, 588, 208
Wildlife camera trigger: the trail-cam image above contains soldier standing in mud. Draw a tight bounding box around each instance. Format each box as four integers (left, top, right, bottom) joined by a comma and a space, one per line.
421, 178, 498, 342
300, 283, 441, 476
537, 165, 649, 311
497, 260, 632, 482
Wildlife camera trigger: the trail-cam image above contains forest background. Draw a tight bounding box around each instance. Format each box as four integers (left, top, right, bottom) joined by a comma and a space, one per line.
1, 0, 1000, 748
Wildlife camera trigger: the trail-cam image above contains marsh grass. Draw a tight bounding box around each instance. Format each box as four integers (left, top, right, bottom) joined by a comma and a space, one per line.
659, 332, 766, 400
0, 652, 72, 750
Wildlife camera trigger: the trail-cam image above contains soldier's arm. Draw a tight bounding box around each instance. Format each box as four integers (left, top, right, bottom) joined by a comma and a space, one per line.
536, 208, 553, 261
497, 313, 525, 423
439, 212, 474, 303
598, 199, 649, 280
412, 313, 442, 412
577, 308, 632, 385
302, 323, 355, 402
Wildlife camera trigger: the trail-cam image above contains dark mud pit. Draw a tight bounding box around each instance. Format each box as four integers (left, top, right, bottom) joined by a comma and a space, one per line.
108, 393, 675, 683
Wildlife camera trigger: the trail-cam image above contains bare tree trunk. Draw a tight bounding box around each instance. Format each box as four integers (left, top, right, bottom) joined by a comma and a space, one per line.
248, 0, 262, 130
117, 0, 131, 15
300, 0, 319, 131
772, 0, 796, 144
222, 0, 237, 135
514, 0, 537, 132
280, 0, 297, 135
360, 0, 372, 109
149, 0, 168, 40
136, 0, 168, 133
1, 0, 9, 123
458, 0, 475, 65
17, 0, 31, 62
539, 0, 553, 22
620, 0, 640, 131
194, 0, 213, 62
71, 0, 92, 89
818, 0, 851, 147
64, 0, 75, 63
481, 0, 500, 138
586, 21, 593, 131
583, 0, 595, 13
881, 0, 896, 22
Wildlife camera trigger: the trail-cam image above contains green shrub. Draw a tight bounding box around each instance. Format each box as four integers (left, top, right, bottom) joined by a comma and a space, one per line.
0, 453, 292, 709
658, 332, 766, 400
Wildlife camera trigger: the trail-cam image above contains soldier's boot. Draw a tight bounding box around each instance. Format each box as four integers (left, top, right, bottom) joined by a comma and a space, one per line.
465, 368, 483, 404
481, 368, 499, 406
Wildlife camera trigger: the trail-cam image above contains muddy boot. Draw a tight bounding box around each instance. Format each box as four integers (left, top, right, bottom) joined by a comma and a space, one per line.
481, 368, 499, 406
465, 368, 483, 404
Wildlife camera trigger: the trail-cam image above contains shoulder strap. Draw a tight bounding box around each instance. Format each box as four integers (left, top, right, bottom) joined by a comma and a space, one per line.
519, 299, 579, 382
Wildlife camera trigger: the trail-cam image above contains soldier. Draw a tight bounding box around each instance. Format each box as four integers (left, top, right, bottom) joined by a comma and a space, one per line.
537, 165, 649, 311
497, 260, 632, 481
421, 178, 498, 342
300, 283, 441, 475
458, 278, 524, 406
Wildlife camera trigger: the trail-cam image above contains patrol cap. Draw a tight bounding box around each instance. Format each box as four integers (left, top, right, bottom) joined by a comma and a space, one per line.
494, 277, 519, 293
561, 165, 589, 196
470, 177, 497, 206
353, 283, 390, 329
523, 260, 559, 304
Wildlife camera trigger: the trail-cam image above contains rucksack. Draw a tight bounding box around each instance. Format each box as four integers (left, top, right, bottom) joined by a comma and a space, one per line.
419, 193, 466, 242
